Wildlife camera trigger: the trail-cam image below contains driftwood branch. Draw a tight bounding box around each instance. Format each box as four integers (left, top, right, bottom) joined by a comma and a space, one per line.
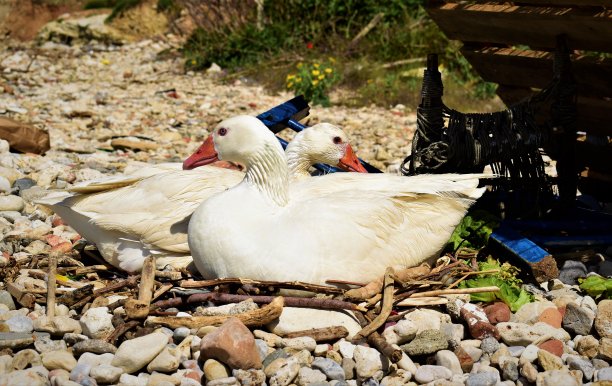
46, 255, 57, 319
180, 278, 344, 294
348, 12, 384, 49
408, 286, 500, 298
281, 326, 349, 342
126, 256, 156, 319
368, 332, 402, 363
71, 275, 140, 309
186, 292, 362, 311
106, 320, 139, 345
352, 268, 394, 343
57, 284, 94, 307
345, 265, 429, 301
147, 296, 284, 329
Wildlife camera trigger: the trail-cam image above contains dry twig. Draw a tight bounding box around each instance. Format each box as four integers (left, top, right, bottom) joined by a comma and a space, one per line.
352, 268, 394, 343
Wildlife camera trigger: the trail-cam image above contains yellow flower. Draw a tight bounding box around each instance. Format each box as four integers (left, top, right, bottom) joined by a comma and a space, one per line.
312, 80, 319, 86
287, 82, 294, 88
286, 74, 295, 81
318, 74, 325, 80
295, 77, 302, 83
313, 63, 320, 68
191, 59, 196, 65
367, 79, 373, 84
101, 58, 110, 65
325, 68, 332, 74
312, 70, 320, 76
297, 62, 303, 69
328, 57, 336, 63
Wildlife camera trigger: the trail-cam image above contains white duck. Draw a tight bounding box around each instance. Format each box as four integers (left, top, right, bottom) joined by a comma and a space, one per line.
37, 122, 366, 272
187, 116, 487, 284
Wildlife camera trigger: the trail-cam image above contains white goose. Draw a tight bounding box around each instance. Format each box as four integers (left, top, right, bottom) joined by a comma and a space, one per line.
187, 116, 487, 284
37, 123, 366, 272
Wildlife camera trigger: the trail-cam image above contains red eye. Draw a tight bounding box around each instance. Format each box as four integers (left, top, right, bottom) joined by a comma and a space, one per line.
333, 136, 342, 144
218, 128, 228, 136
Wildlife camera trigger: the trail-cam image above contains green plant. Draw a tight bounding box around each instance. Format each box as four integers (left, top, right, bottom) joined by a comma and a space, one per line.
579, 276, 612, 299
286, 60, 340, 106
448, 210, 500, 251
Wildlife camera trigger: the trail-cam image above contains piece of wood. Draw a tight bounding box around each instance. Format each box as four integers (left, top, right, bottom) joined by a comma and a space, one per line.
348, 12, 385, 49
352, 268, 395, 343
46, 255, 57, 319
396, 297, 449, 307
180, 278, 344, 295
345, 265, 430, 301
460, 46, 612, 98
57, 284, 94, 307
281, 326, 349, 342
125, 256, 155, 319
186, 292, 363, 311
70, 275, 140, 310
426, 3, 612, 52
155, 271, 182, 280
106, 320, 139, 345
368, 332, 403, 363
463, 0, 611, 7
409, 286, 500, 298
146, 296, 284, 329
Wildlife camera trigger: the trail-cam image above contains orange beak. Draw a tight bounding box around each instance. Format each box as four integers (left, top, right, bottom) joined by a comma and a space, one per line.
182, 135, 218, 170
338, 144, 368, 173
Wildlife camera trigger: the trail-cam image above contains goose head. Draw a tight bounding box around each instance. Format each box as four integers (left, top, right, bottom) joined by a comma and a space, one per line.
183, 115, 285, 170
286, 123, 367, 174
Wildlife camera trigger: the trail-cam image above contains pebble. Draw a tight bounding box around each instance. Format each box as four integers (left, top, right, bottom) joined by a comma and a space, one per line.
312, 357, 345, 381
566, 354, 595, 381
297, 367, 326, 385
596, 300, 612, 339
200, 317, 262, 370
401, 329, 448, 356
147, 346, 180, 373
90, 363, 123, 384
267, 307, 362, 339
280, 336, 317, 352
72, 339, 117, 356
599, 337, 612, 361
559, 261, 587, 285
269, 361, 299, 386
538, 307, 563, 328
0, 195, 24, 212
79, 307, 114, 339
597, 366, 612, 381
0, 291, 16, 310
563, 302, 595, 335
537, 348, 564, 371
353, 345, 383, 380
538, 339, 564, 357
414, 365, 452, 383
403, 309, 450, 334
465, 371, 499, 386
480, 337, 500, 354
111, 331, 168, 373
514, 301, 557, 325
6, 315, 33, 333
204, 358, 230, 381
536, 369, 581, 386
41, 350, 77, 371
435, 350, 462, 374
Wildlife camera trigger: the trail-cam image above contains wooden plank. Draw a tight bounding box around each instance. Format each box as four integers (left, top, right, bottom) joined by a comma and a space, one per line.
461, 47, 612, 98
496, 85, 612, 136
426, 2, 612, 52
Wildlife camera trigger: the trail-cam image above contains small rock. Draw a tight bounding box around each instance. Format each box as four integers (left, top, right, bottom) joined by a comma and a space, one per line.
538, 348, 564, 371
342, 357, 356, 380
0, 195, 24, 212
12, 348, 42, 370
263, 349, 289, 368
576, 335, 599, 358
353, 345, 383, 380
297, 367, 326, 385
559, 261, 587, 285
465, 371, 499, 386
79, 307, 114, 339
403, 309, 450, 334
393, 320, 418, 343
480, 337, 500, 355
90, 364, 123, 384
538, 307, 563, 329
269, 361, 299, 386
111, 331, 168, 373
267, 308, 362, 339
147, 346, 180, 373
454, 345, 475, 372
173, 327, 190, 343
41, 350, 77, 371
0, 291, 16, 310
441, 323, 464, 346
521, 361, 538, 383
34, 315, 82, 336
599, 337, 612, 361
566, 354, 595, 381
34, 336, 67, 353
401, 329, 448, 356
72, 339, 117, 356
232, 369, 266, 386
497, 322, 569, 346
597, 366, 612, 381
514, 301, 557, 325
435, 350, 462, 374
538, 339, 564, 357
501, 358, 519, 381
204, 359, 230, 381
280, 336, 316, 352
519, 344, 540, 365
595, 300, 612, 339
312, 357, 345, 381
461, 302, 499, 340
200, 317, 262, 370
536, 369, 580, 386
563, 302, 595, 336
484, 302, 511, 324
414, 365, 452, 384
6, 315, 33, 333
0, 367, 48, 386
334, 339, 356, 359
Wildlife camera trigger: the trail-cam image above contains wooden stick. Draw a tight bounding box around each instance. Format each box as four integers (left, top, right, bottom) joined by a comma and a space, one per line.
46, 255, 57, 319
6, 282, 36, 308
180, 278, 344, 294
147, 296, 284, 329
152, 283, 173, 302
70, 275, 140, 310
352, 268, 395, 343
348, 12, 384, 49
345, 265, 429, 301
396, 297, 449, 307
57, 284, 94, 307
126, 256, 156, 319
408, 286, 500, 298
281, 326, 349, 342
155, 271, 182, 280
368, 332, 403, 363
186, 292, 363, 311
106, 320, 139, 345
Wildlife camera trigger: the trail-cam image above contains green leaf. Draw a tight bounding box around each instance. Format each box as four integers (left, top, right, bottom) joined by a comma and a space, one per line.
448, 210, 500, 251
579, 276, 612, 299
459, 273, 534, 312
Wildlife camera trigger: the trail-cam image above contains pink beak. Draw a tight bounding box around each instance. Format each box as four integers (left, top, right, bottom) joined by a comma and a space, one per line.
337, 144, 368, 173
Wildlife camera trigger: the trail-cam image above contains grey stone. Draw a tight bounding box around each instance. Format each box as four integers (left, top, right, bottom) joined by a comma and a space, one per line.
72, 339, 117, 356
90, 364, 123, 384
312, 357, 345, 381
566, 355, 594, 381
559, 261, 587, 285
507, 346, 525, 357
13, 178, 37, 193
481, 337, 500, 355
263, 349, 289, 368
6, 315, 33, 333
563, 302, 595, 336
353, 345, 383, 380
341, 357, 355, 380
435, 350, 462, 375
401, 329, 448, 356
0, 332, 35, 349
297, 367, 326, 385
0, 195, 24, 212
501, 359, 519, 381
34, 336, 67, 353
232, 369, 266, 386
173, 327, 190, 342
441, 323, 464, 346
597, 366, 612, 381
466, 372, 499, 386
536, 370, 580, 385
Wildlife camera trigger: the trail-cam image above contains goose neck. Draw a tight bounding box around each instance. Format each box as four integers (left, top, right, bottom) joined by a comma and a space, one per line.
244, 143, 290, 206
